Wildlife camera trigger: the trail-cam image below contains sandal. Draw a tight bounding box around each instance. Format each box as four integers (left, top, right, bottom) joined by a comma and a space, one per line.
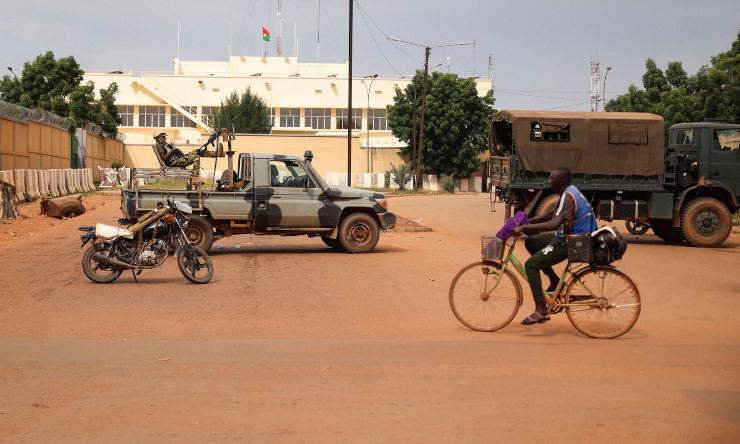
521, 311, 550, 325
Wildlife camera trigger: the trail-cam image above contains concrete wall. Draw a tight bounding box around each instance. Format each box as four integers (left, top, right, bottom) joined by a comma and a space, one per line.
0, 117, 124, 172
0, 117, 71, 171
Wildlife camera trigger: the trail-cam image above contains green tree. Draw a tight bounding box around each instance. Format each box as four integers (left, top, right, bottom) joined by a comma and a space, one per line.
387, 71, 495, 179
607, 31, 739, 128
0, 51, 121, 135
213, 88, 271, 133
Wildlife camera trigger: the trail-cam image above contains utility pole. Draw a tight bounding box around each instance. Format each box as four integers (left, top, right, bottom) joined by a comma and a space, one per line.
417, 47, 430, 188
361, 74, 378, 173
388, 37, 473, 188
347, 0, 353, 186
410, 85, 418, 189
602, 66, 613, 111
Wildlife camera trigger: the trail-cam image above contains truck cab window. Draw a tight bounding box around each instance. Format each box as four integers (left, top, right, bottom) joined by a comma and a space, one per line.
674, 129, 694, 145
269, 160, 315, 188
531, 121, 570, 142
714, 129, 740, 152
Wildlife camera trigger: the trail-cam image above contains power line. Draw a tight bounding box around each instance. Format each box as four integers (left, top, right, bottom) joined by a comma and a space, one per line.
354, 0, 403, 76
496, 90, 588, 100
354, 1, 422, 64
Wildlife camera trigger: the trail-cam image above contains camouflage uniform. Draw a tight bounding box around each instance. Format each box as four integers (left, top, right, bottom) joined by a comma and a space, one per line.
155, 140, 217, 177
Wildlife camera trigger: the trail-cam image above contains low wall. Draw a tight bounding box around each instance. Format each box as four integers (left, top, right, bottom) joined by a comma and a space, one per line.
0, 168, 96, 201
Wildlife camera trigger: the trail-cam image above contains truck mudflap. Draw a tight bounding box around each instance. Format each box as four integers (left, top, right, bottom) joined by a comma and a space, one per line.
379, 212, 396, 230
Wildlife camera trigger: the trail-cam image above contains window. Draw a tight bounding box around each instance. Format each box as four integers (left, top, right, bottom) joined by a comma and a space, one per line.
674, 129, 694, 145
608, 124, 648, 145
171, 106, 197, 128
118, 105, 134, 126
530, 121, 569, 142
269, 160, 315, 188
138, 105, 166, 127
201, 106, 220, 127
714, 129, 740, 152
279, 108, 301, 127
305, 108, 331, 129
368, 109, 387, 131
337, 108, 362, 130
269, 108, 275, 127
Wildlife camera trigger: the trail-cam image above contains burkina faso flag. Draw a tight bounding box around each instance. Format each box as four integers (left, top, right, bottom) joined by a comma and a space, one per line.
262, 27, 270, 42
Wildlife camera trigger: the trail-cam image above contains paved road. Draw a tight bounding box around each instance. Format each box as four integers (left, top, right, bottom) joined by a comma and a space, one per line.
1, 193, 739, 442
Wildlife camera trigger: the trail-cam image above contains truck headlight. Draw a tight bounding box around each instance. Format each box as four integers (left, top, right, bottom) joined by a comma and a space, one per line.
376, 198, 388, 210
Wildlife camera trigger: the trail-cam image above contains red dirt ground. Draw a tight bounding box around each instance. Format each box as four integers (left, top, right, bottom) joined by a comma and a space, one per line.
0, 193, 739, 442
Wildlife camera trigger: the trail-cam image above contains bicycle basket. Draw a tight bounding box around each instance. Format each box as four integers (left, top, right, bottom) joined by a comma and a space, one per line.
481, 235, 505, 262
566, 234, 592, 263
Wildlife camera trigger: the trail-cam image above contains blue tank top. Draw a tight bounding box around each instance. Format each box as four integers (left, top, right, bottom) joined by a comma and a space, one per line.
556, 185, 598, 237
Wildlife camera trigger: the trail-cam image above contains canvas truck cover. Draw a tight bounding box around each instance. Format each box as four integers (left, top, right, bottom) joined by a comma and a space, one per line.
492, 110, 665, 176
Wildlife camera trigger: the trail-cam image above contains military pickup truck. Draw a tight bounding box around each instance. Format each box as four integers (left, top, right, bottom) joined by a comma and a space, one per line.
488, 110, 740, 247
121, 150, 396, 253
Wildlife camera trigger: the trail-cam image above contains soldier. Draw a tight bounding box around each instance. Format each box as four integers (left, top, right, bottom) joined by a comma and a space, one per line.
153, 132, 221, 180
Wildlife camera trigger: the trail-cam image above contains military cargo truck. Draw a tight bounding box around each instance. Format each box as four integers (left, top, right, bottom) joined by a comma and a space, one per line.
121, 151, 396, 253
488, 110, 740, 247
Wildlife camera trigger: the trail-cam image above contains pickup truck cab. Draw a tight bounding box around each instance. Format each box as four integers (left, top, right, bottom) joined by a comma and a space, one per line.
122, 151, 396, 253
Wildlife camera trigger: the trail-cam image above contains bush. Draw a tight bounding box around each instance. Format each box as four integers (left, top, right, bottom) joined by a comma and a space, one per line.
111, 160, 124, 169
440, 175, 456, 193
388, 163, 413, 191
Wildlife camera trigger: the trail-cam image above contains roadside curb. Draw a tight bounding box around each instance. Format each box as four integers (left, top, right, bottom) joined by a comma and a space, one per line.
390, 225, 433, 233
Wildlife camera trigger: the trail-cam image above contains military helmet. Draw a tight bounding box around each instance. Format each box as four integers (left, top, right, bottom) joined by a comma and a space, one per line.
153, 132, 167, 139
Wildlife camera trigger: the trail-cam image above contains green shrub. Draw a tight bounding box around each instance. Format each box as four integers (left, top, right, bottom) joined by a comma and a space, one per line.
440, 175, 456, 193
387, 163, 413, 191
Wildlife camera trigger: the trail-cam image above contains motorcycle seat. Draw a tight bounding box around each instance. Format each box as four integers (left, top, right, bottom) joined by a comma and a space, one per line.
95, 223, 134, 240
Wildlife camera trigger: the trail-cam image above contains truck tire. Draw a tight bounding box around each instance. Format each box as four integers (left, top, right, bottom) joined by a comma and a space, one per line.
535, 194, 560, 218
337, 213, 380, 254
650, 220, 685, 243
321, 235, 344, 251
680, 197, 732, 247
185, 216, 215, 252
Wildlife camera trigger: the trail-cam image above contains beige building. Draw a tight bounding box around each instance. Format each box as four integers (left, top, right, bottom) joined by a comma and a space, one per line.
85, 55, 491, 177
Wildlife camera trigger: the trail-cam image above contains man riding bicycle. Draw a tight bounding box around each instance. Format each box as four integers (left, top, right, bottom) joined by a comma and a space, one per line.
512, 167, 598, 325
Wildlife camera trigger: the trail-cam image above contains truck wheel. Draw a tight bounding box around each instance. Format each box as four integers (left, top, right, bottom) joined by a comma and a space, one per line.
535, 194, 560, 218
185, 216, 215, 251
321, 235, 344, 251
650, 220, 685, 243
337, 213, 380, 253
680, 197, 731, 247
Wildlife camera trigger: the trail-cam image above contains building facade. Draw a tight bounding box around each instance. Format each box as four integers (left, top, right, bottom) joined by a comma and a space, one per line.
85, 56, 491, 174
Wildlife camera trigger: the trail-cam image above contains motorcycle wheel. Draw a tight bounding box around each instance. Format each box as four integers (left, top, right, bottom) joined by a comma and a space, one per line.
82, 243, 123, 283
176, 245, 214, 284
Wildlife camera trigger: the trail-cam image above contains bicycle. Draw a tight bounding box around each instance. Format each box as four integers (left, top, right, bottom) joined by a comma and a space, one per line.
449, 235, 641, 339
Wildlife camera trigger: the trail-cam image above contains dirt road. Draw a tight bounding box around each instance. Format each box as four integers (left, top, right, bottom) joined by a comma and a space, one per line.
1, 193, 739, 442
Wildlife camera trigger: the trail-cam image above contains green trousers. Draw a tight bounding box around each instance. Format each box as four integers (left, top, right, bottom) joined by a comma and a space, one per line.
169, 150, 218, 176
524, 233, 568, 303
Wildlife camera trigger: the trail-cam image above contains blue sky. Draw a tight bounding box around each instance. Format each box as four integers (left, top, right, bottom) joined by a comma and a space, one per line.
1, 0, 738, 110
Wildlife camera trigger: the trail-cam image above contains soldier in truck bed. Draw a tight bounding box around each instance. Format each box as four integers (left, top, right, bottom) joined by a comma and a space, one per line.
512, 167, 598, 325
153, 132, 221, 178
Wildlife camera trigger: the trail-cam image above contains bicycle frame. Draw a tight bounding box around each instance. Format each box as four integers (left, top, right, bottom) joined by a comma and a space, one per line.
485, 237, 599, 308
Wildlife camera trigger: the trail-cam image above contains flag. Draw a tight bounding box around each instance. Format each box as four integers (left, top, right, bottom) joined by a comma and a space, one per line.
262, 27, 270, 42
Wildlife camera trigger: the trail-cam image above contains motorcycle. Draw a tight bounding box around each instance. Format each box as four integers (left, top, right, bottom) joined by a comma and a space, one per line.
79, 199, 214, 284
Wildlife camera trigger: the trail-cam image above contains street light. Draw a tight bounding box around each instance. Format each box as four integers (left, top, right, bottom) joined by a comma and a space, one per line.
360, 74, 378, 174
6, 67, 18, 80
386, 37, 473, 188
602, 66, 613, 111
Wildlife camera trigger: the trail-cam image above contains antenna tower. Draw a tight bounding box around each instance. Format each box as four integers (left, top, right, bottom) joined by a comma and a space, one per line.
590, 60, 601, 112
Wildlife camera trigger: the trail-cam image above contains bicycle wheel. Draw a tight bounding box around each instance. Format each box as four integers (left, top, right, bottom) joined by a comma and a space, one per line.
449, 261, 523, 332
564, 266, 640, 339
